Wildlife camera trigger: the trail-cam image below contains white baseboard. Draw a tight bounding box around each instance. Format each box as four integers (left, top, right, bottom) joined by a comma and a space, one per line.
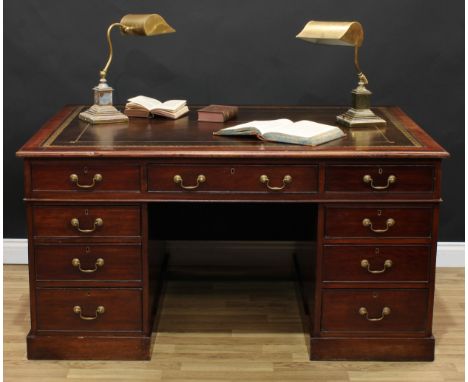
2, 238, 465, 267
3, 239, 29, 264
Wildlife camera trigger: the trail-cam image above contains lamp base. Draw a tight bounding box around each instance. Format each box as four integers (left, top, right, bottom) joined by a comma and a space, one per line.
336, 107, 387, 127
79, 105, 129, 124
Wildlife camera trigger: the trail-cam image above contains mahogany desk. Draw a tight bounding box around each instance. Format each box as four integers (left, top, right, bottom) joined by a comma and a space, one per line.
17, 106, 449, 361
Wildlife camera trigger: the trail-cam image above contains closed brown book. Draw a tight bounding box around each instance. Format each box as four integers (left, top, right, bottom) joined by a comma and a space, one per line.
198, 105, 238, 122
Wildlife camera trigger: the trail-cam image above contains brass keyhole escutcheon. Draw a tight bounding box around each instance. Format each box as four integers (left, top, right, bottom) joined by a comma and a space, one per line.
230, 168, 235, 175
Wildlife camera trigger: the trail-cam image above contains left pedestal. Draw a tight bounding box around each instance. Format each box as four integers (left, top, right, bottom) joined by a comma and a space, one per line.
25, 199, 157, 360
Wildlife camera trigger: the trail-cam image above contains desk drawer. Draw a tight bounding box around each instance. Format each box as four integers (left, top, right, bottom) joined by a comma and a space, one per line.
31, 161, 141, 192
32, 205, 141, 239
35, 244, 142, 282
325, 165, 435, 194
36, 288, 142, 332
324, 206, 433, 239
321, 289, 428, 333
147, 164, 318, 193
322, 245, 431, 282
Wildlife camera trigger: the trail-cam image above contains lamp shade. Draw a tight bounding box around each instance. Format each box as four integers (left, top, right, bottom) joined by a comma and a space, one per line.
296, 21, 363, 47
120, 14, 175, 36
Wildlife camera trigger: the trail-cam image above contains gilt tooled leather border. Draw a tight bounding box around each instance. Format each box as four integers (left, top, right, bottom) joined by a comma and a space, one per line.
43, 106, 422, 148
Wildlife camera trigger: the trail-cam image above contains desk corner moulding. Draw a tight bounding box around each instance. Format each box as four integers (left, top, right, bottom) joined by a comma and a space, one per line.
16, 105, 449, 361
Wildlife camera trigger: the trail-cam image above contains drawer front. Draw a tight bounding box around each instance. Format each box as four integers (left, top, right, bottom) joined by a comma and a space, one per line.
35, 244, 142, 281
31, 161, 141, 192
32, 205, 141, 238
322, 245, 431, 282
321, 289, 428, 333
325, 165, 435, 194
36, 288, 142, 332
147, 164, 318, 193
324, 206, 433, 239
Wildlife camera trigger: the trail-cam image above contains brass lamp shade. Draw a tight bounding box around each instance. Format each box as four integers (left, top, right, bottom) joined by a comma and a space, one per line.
79, 13, 175, 125
296, 20, 386, 127
296, 21, 363, 47
120, 14, 176, 36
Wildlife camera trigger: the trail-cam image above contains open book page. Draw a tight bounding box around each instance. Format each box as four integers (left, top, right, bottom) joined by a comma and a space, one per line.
157, 100, 187, 112
214, 119, 345, 146
214, 119, 294, 135
127, 96, 162, 111
263, 120, 341, 138
261, 120, 345, 145
153, 106, 189, 119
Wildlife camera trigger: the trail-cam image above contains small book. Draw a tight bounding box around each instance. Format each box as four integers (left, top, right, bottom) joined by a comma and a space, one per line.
198, 105, 239, 122
213, 119, 345, 146
125, 95, 189, 119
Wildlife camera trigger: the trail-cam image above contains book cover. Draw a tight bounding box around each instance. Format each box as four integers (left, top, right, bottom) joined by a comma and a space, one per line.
198, 105, 239, 123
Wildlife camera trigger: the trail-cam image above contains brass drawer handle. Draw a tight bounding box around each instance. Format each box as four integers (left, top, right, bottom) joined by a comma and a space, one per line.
359, 306, 391, 321
363, 174, 396, 190
259, 174, 292, 191
361, 259, 392, 274
362, 218, 395, 233
69, 173, 103, 189
73, 305, 105, 320
70, 217, 103, 233
173, 174, 206, 190
72, 258, 104, 273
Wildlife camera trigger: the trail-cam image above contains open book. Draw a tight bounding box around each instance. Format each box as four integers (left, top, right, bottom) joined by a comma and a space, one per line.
125, 95, 189, 119
213, 119, 345, 146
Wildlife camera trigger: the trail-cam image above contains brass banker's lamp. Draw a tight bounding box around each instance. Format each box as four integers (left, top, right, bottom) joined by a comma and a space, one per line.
296, 21, 386, 127
79, 14, 175, 124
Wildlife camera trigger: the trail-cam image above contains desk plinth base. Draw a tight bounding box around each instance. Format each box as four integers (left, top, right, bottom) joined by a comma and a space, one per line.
309, 337, 435, 361
27, 332, 151, 360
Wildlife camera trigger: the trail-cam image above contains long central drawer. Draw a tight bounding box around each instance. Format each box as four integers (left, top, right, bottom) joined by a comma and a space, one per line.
147, 164, 318, 193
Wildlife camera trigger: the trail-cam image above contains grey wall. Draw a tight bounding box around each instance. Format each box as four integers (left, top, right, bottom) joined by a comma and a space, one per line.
4, 0, 464, 241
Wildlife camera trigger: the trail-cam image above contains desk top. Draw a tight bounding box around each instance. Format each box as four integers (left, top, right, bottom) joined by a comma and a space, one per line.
17, 106, 448, 159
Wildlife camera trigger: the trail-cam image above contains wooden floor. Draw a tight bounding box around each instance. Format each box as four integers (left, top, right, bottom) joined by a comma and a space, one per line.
3, 265, 465, 382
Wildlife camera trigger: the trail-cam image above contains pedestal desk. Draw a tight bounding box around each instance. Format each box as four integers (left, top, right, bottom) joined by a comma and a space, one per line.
17, 106, 449, 361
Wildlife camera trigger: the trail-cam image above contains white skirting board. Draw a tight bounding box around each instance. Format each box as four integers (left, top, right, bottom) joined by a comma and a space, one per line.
2, 239, 465, 267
